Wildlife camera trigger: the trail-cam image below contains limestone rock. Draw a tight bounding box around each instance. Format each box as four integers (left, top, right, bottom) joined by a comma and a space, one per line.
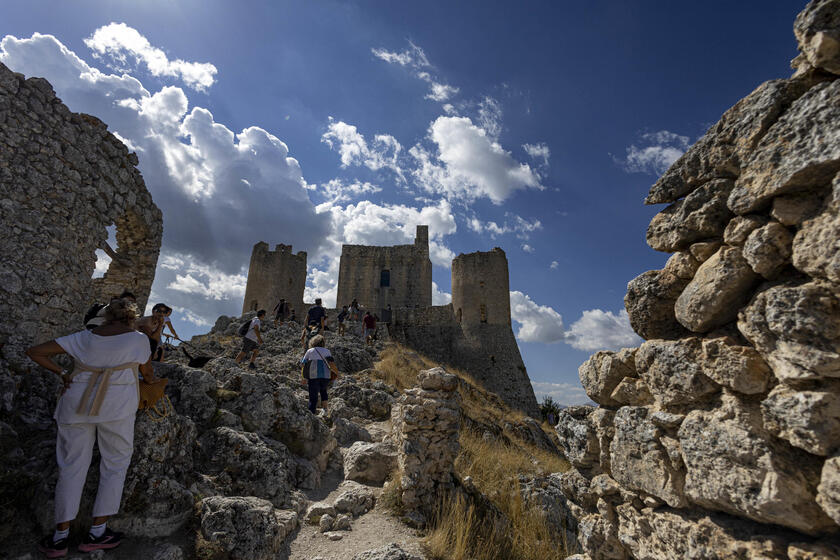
675, 246, 759, 332
723, 214, 769, 246
792, 173, 840, 283
700, 337, 772, 394
610, 406, 687, 508
616, 504, 789, 559
333, 480, 376, 516
646, 79, 810, 205
333, 513, 352, 530
789, 541, 840, 560
591, 408, 616, 474
609, 377, 654, 406
197, 496, 292, 560
678, 395, 834, 534
794, 0, 840, 75
625, 269, 690, 340
818, 455, 840, 525
111, 476, 193, 538
690, 240, 723, 262
663, 251, 700, 279
729, 80, 840, 214
578, 348, 636, 406
761, 383, 840, 456
555, 406, 600, 469
319, 513, 335, 532
743, 221, 794, 278
738, 280, 840, 381
331, 417, 372, 446
578, 512, 627, 560
771, 190, 826, 226
636, 339, 718, 406
305, 502, 337, 524
351, 544, 423, 560
343, 441, 397, 484
556, 467, 598, 510
646, 179, 734, 252
198, 427, 297, 508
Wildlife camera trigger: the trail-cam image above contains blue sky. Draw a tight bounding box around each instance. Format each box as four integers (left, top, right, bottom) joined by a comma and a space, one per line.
2, 0, 804, 405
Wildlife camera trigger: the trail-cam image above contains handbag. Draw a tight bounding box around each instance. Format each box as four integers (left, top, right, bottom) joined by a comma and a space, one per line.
313, 348, 339, 380
138, 377, 172, 421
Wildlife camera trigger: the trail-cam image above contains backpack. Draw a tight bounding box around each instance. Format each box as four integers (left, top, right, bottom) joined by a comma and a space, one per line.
237, 319, 253, 337
83, 303, 106, 326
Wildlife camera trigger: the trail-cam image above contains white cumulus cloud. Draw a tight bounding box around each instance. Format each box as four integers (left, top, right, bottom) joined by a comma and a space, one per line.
564, 309, 642, 351
84, 23, 217, 91
620, 130, 690, 176
321, 119, 404, 179
531, 382, 594, 407
509, 291, 565, 343
468, 213, 542, 239
432, 282, 452, 305
523, 142, 550, 167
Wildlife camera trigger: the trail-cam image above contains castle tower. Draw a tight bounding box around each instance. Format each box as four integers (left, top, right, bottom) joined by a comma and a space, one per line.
241, 242, 307, 314
451, 248, 511, 328
336, 225, 432, 313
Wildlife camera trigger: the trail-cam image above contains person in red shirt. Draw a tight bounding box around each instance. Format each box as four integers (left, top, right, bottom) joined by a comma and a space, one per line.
362, 311, 377, 345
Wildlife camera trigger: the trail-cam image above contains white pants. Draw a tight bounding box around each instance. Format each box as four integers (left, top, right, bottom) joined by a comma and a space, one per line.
54, 415, 135, 524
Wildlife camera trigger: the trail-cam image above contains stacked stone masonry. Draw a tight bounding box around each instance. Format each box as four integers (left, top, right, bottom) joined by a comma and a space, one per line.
556, 2, 840, 558
241, 242, 307, 315
0, 62, 163, 371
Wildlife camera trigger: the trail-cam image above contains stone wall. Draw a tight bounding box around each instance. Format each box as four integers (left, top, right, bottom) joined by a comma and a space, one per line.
553, 2, 840, 558
0, 62, 162, 371
241, 242, 307, 314
336, 225, 432, 312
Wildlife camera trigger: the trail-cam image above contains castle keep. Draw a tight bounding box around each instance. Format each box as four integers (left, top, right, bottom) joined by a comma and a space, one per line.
241, 242, 307, 314
336, 225, 432, 311
243, 228, 539, 415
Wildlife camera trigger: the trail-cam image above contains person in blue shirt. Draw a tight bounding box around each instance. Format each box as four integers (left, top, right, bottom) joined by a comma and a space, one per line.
300, 334, 338, 413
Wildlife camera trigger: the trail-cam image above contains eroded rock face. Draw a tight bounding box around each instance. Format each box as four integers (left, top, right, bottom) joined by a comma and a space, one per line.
646, 179, 734, 252
728, 80, 840, 214
342, 441, 397, 484
645, 79, 810, 205
818, 455, 840, 526
738, 281, 840, 381
761, 383, 840, 456
743, 221, 794, 279
625, 270, 689, 340
724, 215, 769, 246
794, 0, 840, 75
610, 406, 686, 508
674, 246, 759, 332
636, 339, 718, 406
579, 349, 637, 406
556, 406, 600, 470
678, 395, 834, 534
197, 496, 296, 560
793, 173, 840, 283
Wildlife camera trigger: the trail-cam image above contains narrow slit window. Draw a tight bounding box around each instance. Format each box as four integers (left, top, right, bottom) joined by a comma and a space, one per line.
480, 304, 487, 323
380, 269, 390, 287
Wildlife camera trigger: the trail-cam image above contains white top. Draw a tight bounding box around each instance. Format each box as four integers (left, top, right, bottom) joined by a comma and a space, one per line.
54, 329, 151, 424
245, 318, 261, 342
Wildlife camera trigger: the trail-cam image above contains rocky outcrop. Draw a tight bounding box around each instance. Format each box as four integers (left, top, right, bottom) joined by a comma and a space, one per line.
554, 3, 840, 557
391, 367, 461, 528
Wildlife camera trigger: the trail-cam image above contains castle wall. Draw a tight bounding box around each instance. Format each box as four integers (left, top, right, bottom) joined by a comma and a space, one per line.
452, 248, 511, 327
0, 62, 162, 370
241, 242, 307, 314
335, 225, 431, 313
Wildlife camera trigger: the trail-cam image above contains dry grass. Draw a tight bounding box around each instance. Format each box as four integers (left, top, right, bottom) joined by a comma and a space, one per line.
372, 343, 438, 391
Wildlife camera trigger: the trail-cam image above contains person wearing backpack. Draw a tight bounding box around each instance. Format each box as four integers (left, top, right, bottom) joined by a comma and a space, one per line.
299, 334, 338, 414
235, 310, 265, 369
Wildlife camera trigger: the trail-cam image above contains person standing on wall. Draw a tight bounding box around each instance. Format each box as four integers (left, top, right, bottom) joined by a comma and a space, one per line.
235, 309, 265, 369
26, 298, 162, 557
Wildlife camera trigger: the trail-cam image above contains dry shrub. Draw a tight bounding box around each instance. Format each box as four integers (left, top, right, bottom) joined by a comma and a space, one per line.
424, 429, 570, 560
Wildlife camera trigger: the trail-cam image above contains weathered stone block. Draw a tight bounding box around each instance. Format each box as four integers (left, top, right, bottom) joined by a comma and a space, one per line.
793, 173, 840, 284
625, 270, 689, 340
578, 348, 636, 406
646, 179, 734, 252
636, 339, 718, 406
761, 383, 840, 456
743, 221, 794, 279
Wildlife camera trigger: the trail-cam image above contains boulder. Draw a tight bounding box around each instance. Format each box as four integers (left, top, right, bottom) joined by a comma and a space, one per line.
761, 383, 840, 456
610, 406, 687, 508
351, 543, 423, 560
635, 339, 718, 406
723, 214, 768, 246
624, 269, 690, 340
728, 80, 840, 214
331, 417, 372, 445
519, 474, 581, 549
646, 179, 734, 252
700, 337, 772, 394
333, 481, 376, 516
578, 512, 627, 560
674, 246, 759, 332
198, 427, 297, 508
616, 504, 789, 559
678, 394, 834, 534
343, 441, 397, 484
578, 348, 636, 406
646, 79, 810, 205
197, 496, 296, 560
818, 455, 840, 525
689, 240, 723, 262
663, 251, 700, 279
793, 0, 840, 75
305, 501, 337, 524
771, 190, 826, 226
742, 221, 794, 279
112, 476, 193, 538
792, 173, 840, 283
609, 377, 654, 406
555, 406, 600, 470
738, 280, 840, 381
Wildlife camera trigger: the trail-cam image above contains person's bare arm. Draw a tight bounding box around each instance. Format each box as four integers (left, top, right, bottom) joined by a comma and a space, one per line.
26, 341, 66, 375
139, 358, 161, 383
255, 324, 263, 344
164, 320, 179, 340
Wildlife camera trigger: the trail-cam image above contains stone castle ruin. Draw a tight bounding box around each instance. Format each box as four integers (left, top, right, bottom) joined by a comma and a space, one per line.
0, 61, 163, 372
554, 2, 840, 558
243, 226, 540, 416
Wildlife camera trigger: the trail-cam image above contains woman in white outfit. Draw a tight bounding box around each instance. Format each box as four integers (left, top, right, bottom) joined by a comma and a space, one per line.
26, 298, 160, 558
